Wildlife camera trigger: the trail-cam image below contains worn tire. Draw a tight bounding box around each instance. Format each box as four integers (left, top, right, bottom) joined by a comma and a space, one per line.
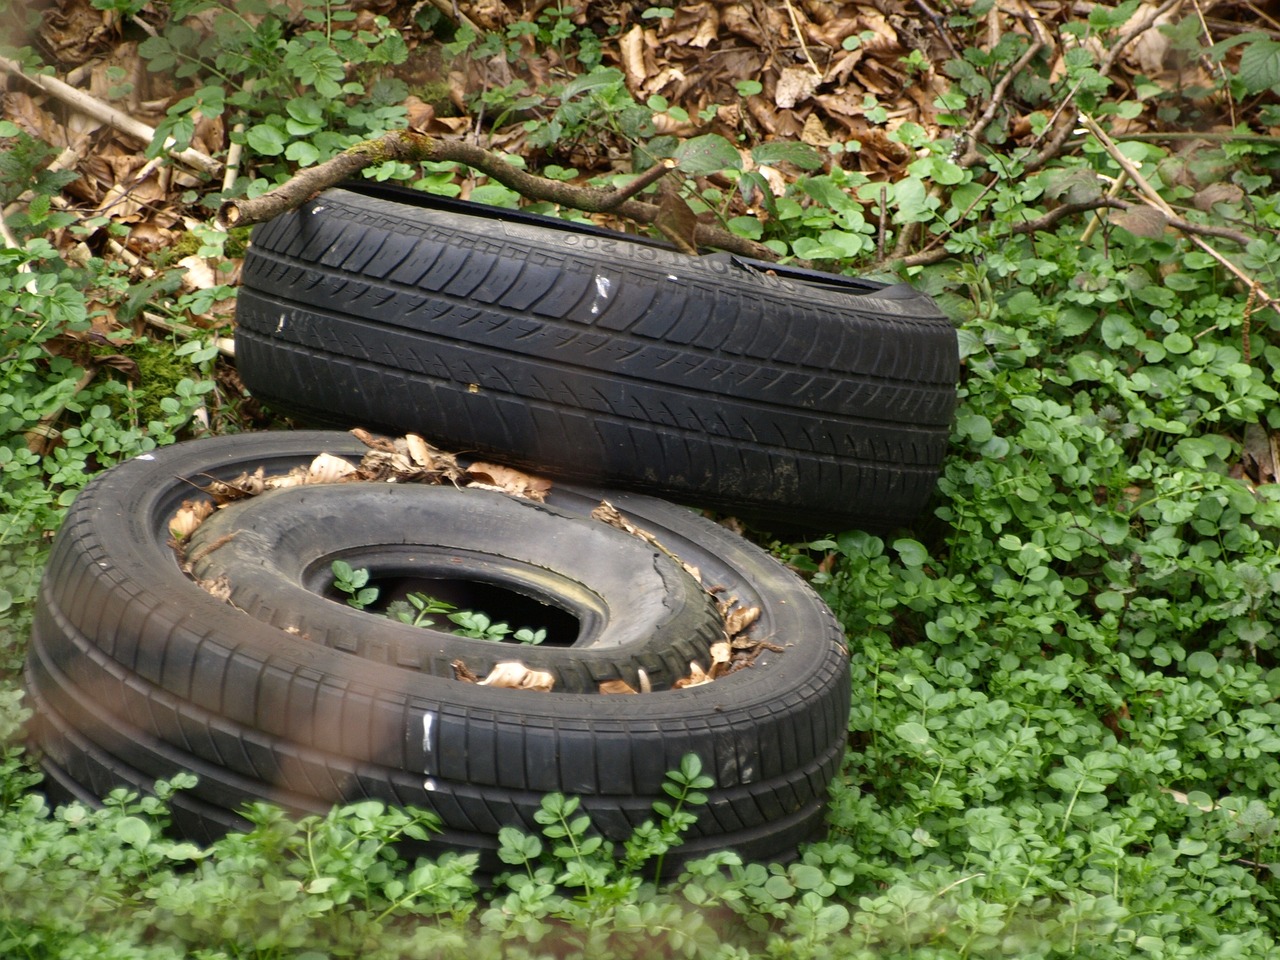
27, 431, 851, 870
234, 184, 958, 532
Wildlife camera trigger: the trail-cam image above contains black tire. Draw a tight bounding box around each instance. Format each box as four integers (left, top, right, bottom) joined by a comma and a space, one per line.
234, 183, 958, 532
27, 430, 851, 870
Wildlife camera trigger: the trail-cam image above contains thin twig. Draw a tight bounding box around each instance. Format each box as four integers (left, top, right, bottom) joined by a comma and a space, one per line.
409, 0, 482, 34
1081, 171, 1127, 244
782, 0, 822, 78
0, 211, 22, 250
1080, 113, 1280, 314
0, 56, 219, 177
872, 193, 1252, 271
913, 0, 962, 58
222, 79, 253, 197
1190, 0, 1236, 128
959, 32, 1046, 166
901, 2, 1046, 257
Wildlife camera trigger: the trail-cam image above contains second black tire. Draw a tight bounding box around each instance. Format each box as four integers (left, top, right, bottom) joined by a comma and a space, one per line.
27, 431, 851, 870
234, 184, 959, 532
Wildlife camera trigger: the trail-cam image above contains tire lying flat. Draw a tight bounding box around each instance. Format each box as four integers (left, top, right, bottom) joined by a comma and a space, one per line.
234, 184, 958, 532
27, 431, 851, 870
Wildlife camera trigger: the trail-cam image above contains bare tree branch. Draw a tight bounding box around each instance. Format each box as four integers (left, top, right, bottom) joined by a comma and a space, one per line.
873, 194, 1255, 271
217, 130, 779, 260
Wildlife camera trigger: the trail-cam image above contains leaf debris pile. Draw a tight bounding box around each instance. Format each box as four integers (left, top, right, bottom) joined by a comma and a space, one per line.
167, 428, 545, 543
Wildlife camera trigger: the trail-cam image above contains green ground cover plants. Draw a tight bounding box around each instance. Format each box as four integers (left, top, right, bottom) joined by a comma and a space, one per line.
5, 0, 1280, 956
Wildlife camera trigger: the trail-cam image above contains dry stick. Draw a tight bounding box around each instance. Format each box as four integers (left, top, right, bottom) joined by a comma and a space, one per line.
0, 56, 220, 177
222, 79, 254, 197
958, 31, 1047, 166
782, 0, 823, 78
218, 132, 778, 259
914, 0, 962, 59
1080, 171, 1128, 244
0, 211, 22, 250
410, 0, 482, 34
1079, 113, 1280, 314
1190, 0, 1237, 127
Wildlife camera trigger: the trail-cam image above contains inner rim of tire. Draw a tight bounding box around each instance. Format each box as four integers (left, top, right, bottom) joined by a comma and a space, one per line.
303, 545, 590, 648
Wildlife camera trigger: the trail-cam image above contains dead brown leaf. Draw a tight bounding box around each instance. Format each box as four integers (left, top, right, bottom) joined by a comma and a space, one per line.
599, 678, 639, 694
168, 497, 214, 540
708, 640, 732, 678
674, 661, 712, 688
200, 465, 267, 501
477, 661, 555, 692
1242, 423, 1280, 486
350, 427, 398, 453
1193, 182, 1244, 212
775, 66, 819, 110
654, 185, 700, 255
591, 500, 703, 584
24, 424, 63, 456
1109, 205, 1169, 240
452, 659, 481, 683
465, 462, 551, 501
176, 254, 219, 293
307, 452, 357, 484
197, 574, 232, 603
722, 603, 761, 638
618, 24, 649, 92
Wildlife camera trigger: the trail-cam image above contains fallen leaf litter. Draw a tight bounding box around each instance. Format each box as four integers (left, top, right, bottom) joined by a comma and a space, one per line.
170, 429, 778, 694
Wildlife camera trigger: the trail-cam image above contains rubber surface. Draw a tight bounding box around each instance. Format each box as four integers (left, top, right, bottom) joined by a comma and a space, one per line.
27, 431, 851, 870
234, 184, 959, 532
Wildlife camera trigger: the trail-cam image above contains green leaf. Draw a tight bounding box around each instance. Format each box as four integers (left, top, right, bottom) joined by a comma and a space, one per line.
674, 134, 742, 175
562, 67, 625, 99
891, 176, 930, 223
790, 865, 828, 890
1238, 39, 1280, 93
895, 721, 931, 746
1045, 168, 1103, 205
1186, 650, 1219, 677
286, 141, 320, 166
751, 142, 823, 171
115, 816, 152, 847
956, 413, 993, 443
893, 539, 929, 568
764, 875, 796, 899
1095, 591, 1126, 612
246, 123, 287, 156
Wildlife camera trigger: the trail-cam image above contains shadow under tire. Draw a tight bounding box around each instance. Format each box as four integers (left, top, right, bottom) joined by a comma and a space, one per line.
26, 430, 851, 870
234, 183, 959, 532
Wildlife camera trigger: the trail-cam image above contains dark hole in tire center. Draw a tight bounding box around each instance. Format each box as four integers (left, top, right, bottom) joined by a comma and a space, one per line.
324, 574, 581, 647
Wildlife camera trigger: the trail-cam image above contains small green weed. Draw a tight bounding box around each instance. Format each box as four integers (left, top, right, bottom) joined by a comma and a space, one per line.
331, 561, 547, 644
